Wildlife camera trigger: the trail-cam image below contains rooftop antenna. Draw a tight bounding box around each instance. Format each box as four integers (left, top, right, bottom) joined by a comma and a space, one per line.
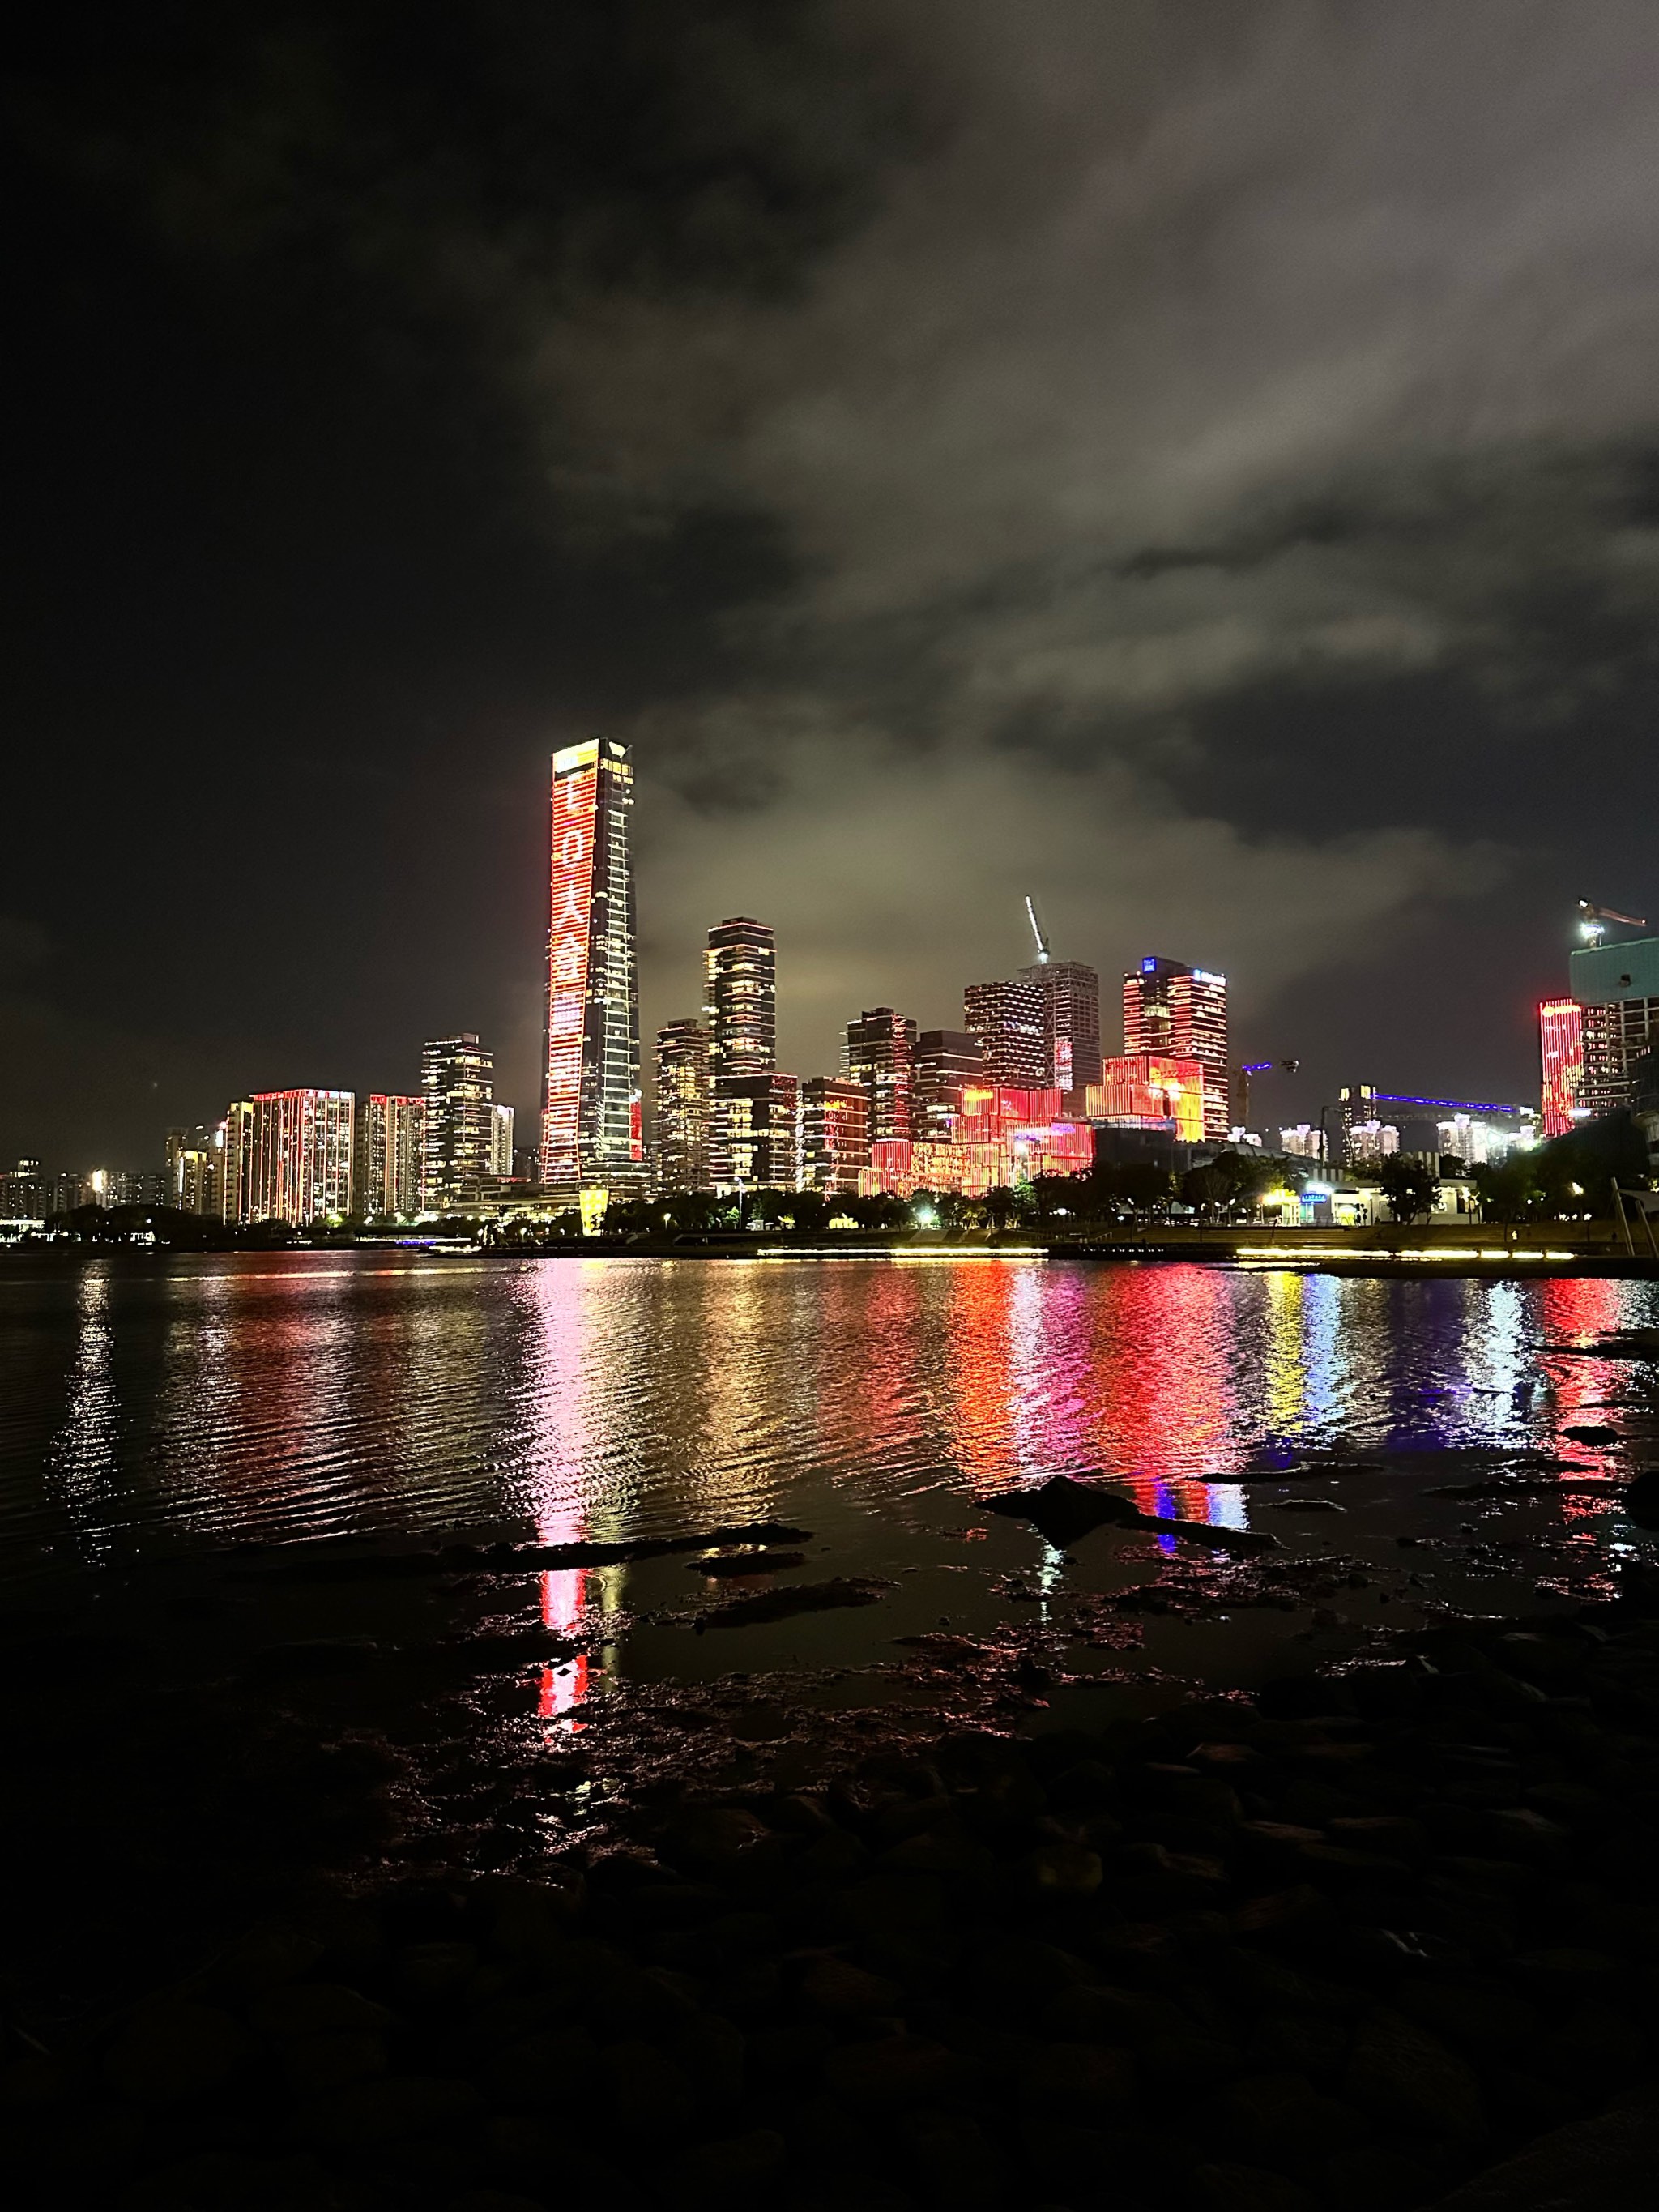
1024, 895, 1051, 965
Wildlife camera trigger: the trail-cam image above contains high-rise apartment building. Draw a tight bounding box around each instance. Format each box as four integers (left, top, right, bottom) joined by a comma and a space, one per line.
1122, 957, 1230, 1138
490, 1104, 515, 1179
1336, 1083, 1401, 1165
714, 1073, 800, 1191
1346, 1121, 1401, 1163
706, 916, 777, 1187
356, 1094, 426, 1218
1538, 998, 1585, 1137
0, 1159, 44, 1219
963, 976, 1047, 1087
249, 1090, 354, 1224
1568, 937, 1659, 1121
801, 1078, 871, 1194
913, 1029, 985, 1144
540, 737, 643, 1195
1020, 960, 1102, 1091
0, 1161, 90, 1219
165, 1122, 224, 1216
653, 1019, 711, 1192
222, 1100, 254, 1225
421, 1033, 495, 1206
845, 1007, 919, 1142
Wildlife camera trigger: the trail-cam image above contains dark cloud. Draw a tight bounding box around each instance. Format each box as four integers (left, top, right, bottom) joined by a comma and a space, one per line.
6, 1, 1659, 1157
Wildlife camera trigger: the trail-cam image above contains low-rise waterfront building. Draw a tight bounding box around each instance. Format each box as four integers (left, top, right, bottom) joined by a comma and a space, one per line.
859, 1084, 1092, 1198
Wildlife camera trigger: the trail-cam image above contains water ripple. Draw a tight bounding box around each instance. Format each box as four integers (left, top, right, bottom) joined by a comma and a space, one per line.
0, 1251, 1655, 1588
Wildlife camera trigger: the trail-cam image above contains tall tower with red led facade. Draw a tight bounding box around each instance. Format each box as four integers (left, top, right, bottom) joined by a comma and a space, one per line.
540, 738, 642, 1195
1537, 997, 1584, 1137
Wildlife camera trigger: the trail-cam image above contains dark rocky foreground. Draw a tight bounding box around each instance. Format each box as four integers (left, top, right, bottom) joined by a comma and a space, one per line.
10, 1567, 1659, 2211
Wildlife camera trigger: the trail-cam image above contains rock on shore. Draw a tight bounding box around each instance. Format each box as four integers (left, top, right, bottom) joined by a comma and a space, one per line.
9, 1570, 1659, 2212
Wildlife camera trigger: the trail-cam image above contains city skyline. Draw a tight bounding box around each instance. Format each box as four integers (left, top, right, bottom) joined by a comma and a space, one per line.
0, 707, 1621, 1209
0, 781, 1635, 1217
11, 8, 1659, 1164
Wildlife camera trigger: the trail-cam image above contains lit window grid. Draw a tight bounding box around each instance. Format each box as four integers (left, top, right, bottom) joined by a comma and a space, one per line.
249, 1090, 354, 1223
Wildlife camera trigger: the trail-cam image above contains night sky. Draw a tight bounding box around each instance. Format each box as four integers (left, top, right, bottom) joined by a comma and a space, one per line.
7, 1, 1659, 1166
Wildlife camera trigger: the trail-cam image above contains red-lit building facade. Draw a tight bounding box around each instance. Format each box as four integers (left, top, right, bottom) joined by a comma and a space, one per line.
249, 1089, 355, 1225
859, 1085, 1092, 1198
540, 739, 643, 1196
1538, 997, 1585, 1137
1069, 1055, 1206, 1142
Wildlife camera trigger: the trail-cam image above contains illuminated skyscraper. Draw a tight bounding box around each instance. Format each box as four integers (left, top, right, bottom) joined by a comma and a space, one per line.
706, 917, 776, 1186
914, 1029, 984, 1143
1122, 957, 1230, 1138
964, 976, 1047, 1086
222, 1100, 254, 1225
715, 1073, 800, 1191
845, 1007, 919, 1142
654, 1019, 711, 1191
490, 1104, 514, 1178
1538, 997, 1585, 1136
249, 1090, 354, 1223
1020, 960, 1102, 1091
421, 1033, 495, 1206
540, 738, 643, 1195
1568, 936, 1659, 1120
801, 1078, 870, 1193
705, 918, 776, 1079
356, 1094, 426, 1217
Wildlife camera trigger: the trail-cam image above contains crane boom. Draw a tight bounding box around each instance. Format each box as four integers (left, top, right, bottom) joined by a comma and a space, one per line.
1024, 895, 1051, 964
1578, 898, 1647, 943
1373, 1091, 1528, 1116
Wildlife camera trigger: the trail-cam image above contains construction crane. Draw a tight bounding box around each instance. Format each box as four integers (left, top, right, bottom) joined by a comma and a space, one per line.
1578, 899, 1647, 945
1024, 895, 1051, 965
1235, 1057, 1300, 1129
1372, 1091, 1529, 1117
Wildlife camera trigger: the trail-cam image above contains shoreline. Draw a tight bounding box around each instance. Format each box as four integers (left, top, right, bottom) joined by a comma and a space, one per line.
6, 1233, 1659, 1282
10, 1535, 1659, 2211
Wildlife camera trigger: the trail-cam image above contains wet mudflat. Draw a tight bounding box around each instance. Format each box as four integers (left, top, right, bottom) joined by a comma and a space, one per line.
5, 1253, 1659, 2207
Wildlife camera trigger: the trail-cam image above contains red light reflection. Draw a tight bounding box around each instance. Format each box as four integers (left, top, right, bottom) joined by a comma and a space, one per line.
944, 1262, 1241, 1525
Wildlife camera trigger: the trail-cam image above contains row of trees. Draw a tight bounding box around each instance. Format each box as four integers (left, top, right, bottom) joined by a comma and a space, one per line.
31, 1117, 1650, 1249
1467, 1113, 1651, 1225
489, 1149, 1314, 1243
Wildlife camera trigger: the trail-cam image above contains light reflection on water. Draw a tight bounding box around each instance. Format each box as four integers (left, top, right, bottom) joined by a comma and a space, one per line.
3, 1253, 1657, 1612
